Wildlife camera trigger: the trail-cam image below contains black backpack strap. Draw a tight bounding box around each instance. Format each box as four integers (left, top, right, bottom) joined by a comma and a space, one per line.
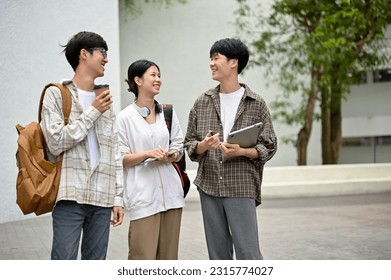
163, 104, 173, 142
163, 104, 186, 171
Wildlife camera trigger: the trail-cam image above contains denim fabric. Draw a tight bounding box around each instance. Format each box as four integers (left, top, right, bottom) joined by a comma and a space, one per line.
51, 200, 111, 260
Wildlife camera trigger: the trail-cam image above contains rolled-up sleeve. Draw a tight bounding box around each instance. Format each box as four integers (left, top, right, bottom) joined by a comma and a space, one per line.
255, 100, 277, 164
184, 104, 205, 162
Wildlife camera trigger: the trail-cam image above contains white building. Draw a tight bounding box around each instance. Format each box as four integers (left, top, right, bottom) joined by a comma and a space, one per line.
1, 0, 389, 224
1, 0, 122, 224
341, 66, 391, 163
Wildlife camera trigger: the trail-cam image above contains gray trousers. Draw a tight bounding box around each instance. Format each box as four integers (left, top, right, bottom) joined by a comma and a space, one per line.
51, 200, 111, 260
198, 189, 262, 260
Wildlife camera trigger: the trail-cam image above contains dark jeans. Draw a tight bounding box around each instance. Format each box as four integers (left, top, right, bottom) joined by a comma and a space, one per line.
51, 200, 111, 260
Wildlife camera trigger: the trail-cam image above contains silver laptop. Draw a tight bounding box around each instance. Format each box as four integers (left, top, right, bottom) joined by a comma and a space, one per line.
227, 122, 263, 148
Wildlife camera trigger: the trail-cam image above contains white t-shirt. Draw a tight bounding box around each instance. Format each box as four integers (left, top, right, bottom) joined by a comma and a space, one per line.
78, 89, 100, 170
220, 87, 245, 141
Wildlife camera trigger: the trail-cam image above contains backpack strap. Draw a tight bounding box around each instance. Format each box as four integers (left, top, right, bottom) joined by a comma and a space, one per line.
163, 103, 188, 188
38, 83, 72, 124
162, 104, 173, 139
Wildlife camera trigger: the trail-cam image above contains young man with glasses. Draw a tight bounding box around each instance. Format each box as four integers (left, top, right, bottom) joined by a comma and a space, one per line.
40, 31, 124, 260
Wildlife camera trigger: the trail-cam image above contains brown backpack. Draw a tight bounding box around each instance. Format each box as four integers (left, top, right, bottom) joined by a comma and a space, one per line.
15, 83, 72, 215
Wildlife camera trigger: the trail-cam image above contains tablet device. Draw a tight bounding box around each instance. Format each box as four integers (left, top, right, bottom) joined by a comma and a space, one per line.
227, 122, 263, 148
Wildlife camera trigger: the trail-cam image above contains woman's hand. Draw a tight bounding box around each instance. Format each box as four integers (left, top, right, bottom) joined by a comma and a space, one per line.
147, 146, 168, 162
165, 150, 179, 163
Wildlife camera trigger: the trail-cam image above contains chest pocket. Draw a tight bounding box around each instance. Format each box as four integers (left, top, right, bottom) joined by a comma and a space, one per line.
233, 101, 262, 130
97, 110, 115, 138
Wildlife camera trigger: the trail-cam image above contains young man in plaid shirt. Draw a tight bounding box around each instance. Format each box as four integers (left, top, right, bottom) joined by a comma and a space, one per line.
40, 31, 124, 260
184, 38, 277, 260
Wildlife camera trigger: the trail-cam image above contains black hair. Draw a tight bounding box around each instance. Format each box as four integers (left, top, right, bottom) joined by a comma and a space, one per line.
62, 31, 108, 71
126, 59, 162, 113
209, 38, 249, 74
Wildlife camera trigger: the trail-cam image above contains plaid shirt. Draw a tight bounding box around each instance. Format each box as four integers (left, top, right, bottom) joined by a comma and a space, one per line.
40, 80, 123, 208
184, 84, 277, 205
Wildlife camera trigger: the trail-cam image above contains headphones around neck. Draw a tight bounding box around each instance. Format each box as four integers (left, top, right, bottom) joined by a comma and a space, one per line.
133, 100, 162, 118
133, 102, 151, 118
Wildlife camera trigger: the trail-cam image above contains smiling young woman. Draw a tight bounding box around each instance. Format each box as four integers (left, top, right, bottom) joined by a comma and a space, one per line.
116, 59, 186, 260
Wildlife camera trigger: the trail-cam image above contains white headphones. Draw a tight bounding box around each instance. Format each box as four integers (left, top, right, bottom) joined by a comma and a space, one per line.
133, 102, 151, 118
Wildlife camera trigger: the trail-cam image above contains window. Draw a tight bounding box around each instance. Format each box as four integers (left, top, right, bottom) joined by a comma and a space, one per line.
350, 71, 367, 84
342, 137, 371, 147
373, 69, 391, 83
377, 135, 391, 145
342, 135, 391, 147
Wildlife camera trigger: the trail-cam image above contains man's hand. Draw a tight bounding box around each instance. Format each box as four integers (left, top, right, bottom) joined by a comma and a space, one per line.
204, 131, 221, 149
220, 142, 260, 159
220, 142, 243, 158
111, 206, 124, 227
195, 131, 221, 155
92, 88, 112, 113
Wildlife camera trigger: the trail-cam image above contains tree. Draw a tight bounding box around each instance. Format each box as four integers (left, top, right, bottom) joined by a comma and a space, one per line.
235, 0, 391, 165
120, 0, 187, 16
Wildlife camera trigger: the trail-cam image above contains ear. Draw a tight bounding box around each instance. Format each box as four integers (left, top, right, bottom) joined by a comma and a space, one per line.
134, 76, 142, 86
230, 58, 239, 70
80, 49, 89, 61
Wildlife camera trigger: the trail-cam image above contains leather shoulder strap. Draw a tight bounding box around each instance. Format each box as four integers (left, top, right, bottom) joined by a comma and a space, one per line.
38, 83, 72, 124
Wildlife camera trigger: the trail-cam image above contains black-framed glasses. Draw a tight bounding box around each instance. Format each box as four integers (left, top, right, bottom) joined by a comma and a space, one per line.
88, 47, 107, 59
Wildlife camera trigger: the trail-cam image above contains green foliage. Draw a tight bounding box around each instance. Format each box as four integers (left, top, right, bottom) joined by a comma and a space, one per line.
120, 0, 187, 17
235, 0, 391, 145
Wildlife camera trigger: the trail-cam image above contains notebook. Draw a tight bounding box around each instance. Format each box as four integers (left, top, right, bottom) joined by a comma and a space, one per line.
227, 122, 263, 148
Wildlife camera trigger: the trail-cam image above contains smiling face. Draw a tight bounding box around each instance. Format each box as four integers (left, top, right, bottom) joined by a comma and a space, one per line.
136, 65, 162, 96
209, 53, 237, 83
83, 48, 108, 78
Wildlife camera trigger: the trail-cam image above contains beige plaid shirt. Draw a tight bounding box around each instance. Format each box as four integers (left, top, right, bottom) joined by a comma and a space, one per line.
40, 80, 123, 208
184, 84, 277, 205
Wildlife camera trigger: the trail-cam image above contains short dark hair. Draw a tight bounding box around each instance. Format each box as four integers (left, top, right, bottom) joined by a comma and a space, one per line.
210, 38, 249, 74
62, 31, 108, 71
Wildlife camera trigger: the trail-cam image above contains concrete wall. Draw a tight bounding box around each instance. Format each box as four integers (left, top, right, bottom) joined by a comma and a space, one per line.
118, 0, 309, 169
0, 0, 121, 224
185, 163, 391, 200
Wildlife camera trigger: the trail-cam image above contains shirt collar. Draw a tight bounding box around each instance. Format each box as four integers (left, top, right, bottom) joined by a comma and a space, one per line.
207, 83, 258, 100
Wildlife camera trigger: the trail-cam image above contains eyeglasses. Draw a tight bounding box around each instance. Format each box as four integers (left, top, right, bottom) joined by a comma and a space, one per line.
88, 47, 107, 59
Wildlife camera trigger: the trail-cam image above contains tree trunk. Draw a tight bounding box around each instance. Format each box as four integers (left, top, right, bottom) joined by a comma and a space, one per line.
329, 86, 342, 164
296, 69, 320, 165
321, 90, 332, 164
321, 73, 343, 164
297, 127, 309, 165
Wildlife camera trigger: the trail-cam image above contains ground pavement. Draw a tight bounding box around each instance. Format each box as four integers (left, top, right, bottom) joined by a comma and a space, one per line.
0, 193, 390, 260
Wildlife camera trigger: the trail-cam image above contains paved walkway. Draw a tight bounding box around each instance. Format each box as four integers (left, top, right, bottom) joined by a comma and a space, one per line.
1, 193, 390, 260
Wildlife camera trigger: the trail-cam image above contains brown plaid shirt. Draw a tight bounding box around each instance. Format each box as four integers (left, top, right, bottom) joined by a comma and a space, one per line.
184, 84, 277, 205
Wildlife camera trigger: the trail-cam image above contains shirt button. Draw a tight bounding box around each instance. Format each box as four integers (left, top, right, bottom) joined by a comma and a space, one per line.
219, 177, 223, 180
